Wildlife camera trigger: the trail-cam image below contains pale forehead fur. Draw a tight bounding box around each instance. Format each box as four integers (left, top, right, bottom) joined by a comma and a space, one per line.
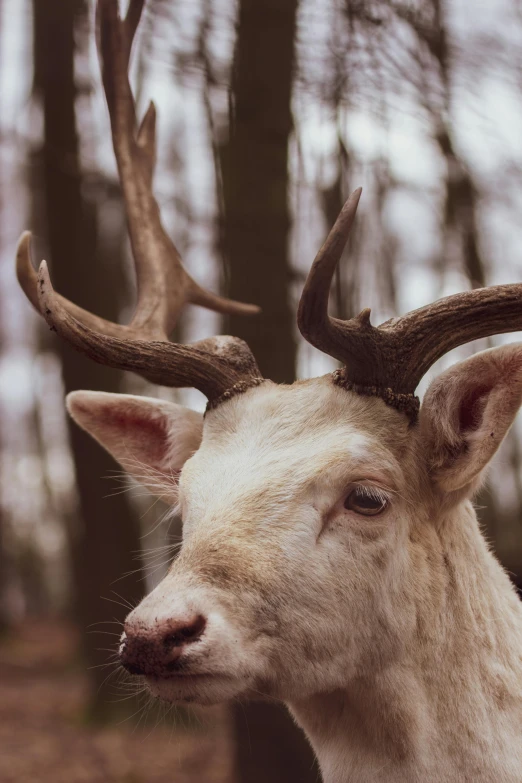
180, 377, 415, 519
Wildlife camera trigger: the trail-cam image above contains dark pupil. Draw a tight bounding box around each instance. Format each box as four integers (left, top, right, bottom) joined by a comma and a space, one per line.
356, 492, 380, 509
345, 489, 384, 511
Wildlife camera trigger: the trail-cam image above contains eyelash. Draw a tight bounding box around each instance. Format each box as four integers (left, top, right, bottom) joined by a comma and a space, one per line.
355, 485, 389, 502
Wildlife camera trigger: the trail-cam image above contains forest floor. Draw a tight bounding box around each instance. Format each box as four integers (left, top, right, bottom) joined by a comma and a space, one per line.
0, 619, 234, 783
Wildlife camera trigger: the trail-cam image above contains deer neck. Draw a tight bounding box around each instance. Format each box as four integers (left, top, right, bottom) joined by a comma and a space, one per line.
288, 500, 522, 783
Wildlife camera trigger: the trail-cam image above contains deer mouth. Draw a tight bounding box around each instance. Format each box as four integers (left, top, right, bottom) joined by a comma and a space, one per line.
147, 671, 225, 682
145, 671, 239, 704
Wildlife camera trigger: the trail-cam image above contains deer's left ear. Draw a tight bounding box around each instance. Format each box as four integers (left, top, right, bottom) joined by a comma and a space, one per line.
419, 344, 522, 494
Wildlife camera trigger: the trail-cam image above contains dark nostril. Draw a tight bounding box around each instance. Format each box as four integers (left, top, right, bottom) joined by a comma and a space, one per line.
163, 614, 206, 648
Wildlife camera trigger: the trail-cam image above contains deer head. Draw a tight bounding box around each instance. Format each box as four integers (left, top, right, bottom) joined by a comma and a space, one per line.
17, 0, 522, 721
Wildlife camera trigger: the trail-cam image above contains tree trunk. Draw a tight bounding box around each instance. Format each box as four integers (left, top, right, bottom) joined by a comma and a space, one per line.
0, 497, 11, 633
32, 0, 145, 722
221, 0, 318, 779
221, 0, 298, 384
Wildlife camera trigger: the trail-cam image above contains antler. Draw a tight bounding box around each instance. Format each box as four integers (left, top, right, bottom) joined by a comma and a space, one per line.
16, 0, 262, 405
298, 187, 522, 419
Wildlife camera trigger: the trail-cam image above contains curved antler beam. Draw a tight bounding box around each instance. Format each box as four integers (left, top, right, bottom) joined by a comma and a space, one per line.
36, 259, 262, 402
298, 188, 522, 419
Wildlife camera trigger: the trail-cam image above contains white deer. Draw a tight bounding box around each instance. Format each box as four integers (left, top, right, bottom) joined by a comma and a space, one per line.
17, 1, 522, 781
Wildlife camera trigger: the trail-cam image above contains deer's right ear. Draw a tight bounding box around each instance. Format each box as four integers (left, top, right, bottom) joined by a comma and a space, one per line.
66, 391, 203, 504
419, 344, 522, 496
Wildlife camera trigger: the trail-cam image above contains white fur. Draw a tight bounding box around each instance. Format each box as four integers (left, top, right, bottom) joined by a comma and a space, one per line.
68, 346, 522, 783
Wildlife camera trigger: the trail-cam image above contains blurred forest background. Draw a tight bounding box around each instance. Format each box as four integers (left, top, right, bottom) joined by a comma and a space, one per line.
1, 0, 522, 781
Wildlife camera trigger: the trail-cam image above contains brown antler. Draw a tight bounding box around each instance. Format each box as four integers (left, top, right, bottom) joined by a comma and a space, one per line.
16, 0, 262, 405
298, 187, 522, 419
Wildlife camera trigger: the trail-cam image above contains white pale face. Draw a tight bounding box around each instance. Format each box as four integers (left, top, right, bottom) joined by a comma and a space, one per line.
125, 378, 421, 706
67, 344, 522, 710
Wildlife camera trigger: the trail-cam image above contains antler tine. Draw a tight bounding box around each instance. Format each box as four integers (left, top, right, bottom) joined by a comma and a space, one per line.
297, 187, 362, 362
122, 0, 144, 68
97, 0, 259, 340
16, 233, 129, 339
16, 0, 263, 406
299, 188, 522, 420
297, 187, 382, 389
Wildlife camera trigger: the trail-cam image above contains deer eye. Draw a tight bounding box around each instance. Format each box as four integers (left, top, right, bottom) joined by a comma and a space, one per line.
344, 487, 388, 516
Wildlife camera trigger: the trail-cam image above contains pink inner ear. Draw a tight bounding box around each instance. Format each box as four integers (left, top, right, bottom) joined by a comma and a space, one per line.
100, 404, 170, 466
458, 384, 493, 433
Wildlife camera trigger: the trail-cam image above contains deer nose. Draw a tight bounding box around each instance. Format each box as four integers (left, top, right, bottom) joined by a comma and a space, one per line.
119, 614, 206, 676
